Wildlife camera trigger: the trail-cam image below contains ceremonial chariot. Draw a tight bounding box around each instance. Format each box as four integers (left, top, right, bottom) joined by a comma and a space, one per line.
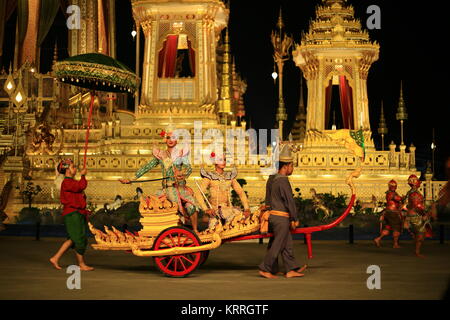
88, 169, 359, 277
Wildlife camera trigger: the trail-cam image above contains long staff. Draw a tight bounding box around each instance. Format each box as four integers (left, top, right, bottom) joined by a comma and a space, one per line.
195, 180, 213, 209
83, 91, 95, 169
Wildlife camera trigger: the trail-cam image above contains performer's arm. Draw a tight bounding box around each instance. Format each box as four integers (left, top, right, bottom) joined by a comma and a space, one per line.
280, 179, 298, 221
231, 179, 250, 210
134, 157, 159, 180
63, 175, 87, 193
193, 177, 210, 211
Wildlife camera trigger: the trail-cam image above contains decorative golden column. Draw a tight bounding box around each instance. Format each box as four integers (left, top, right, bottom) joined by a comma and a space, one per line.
396, 81, 408, 146
134, 23, 141, 112
21, 0, 40, 66
218, 29, 233, 125
377, 101, 388, 150
271, 9, 292, 141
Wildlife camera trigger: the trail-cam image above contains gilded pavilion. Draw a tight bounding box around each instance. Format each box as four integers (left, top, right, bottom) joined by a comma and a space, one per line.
0, 0, 444, 222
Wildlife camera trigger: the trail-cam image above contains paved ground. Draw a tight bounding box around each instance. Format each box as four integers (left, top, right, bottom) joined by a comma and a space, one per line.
0, 237, 449, 300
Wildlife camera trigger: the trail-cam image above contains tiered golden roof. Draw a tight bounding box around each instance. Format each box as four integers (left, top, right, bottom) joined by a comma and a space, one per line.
302, 0, 377, 46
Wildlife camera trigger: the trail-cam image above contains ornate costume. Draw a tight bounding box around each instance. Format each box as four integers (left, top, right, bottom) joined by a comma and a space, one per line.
58, 160, 90, 256
194, 167, 250, 229
133, 144, 199, 218
386, 180, 403, 210
382, 180, 403, 233
404, 175, 432, 238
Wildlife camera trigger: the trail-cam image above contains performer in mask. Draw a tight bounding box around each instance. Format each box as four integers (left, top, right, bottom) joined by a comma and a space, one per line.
194, 152, 250, 229
404, 175, 434, 258
374, 180, 404, 248
120, 126, 201, 233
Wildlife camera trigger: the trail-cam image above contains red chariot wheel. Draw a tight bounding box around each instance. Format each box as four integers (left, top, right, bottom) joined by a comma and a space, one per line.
152, 226, 202, 277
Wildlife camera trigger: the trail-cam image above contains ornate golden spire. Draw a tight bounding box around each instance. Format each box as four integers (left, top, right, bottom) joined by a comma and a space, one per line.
291, 76, 307, 142
378, 101, 388, 150
301, 0, 376, 46
272, 7, 292, 140
396, 81, 407, 121
396, 81, 408, 145
277, 8, 284, 30
378, 101, 387, 134
218, 28, 232, 115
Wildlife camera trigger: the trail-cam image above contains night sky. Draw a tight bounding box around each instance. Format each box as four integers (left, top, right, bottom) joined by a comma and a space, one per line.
116, 0, 449, 179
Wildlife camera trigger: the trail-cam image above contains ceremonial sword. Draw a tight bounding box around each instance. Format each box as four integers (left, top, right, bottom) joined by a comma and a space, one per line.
128, 177, 171, 184
194, 181, 223, 221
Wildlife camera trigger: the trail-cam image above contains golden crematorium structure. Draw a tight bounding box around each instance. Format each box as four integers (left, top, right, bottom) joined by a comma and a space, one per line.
0, 0, 445, 223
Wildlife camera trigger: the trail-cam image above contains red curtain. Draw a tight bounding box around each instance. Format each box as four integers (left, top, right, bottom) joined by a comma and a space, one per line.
339, 75, 354, 129
158, 36, 195, 78
348, 82, 354, 129
188, 40, 195, 77
325, 79, 332, 129
164, 35, 178, 78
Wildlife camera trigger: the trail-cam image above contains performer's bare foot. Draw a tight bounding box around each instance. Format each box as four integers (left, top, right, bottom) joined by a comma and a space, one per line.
393, 244, 401, 249
415, 253, 425, 258
285, 270, 304, 278
259, 270, 278, 279
296, 264, 308, 273
49, 257, 62, 270
79, 264, 94, 271
373, 238, 381, 248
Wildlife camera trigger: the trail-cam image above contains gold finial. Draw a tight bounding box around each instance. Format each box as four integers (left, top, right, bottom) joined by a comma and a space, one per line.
298, 76, 305, 114
396, 81, 407, 121
378, 101, 388, 135
224, 27, 230, 45
218, 28, 232, 114
396, 81, 408, 145
277, 8, 284, 30
53, 41, 58, 66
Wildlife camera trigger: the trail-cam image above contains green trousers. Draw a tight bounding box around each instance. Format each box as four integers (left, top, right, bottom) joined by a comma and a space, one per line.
64, 211, 88, 256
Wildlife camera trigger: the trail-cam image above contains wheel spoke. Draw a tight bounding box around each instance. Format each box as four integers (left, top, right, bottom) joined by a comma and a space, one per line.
162, 239, 173, 248
164, 256, 175, 268
178, 256, 187, 271
180, 235, 189, 246
180, 255, 193, 265
168, 234, 176, 247
154, 228, 201, 276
